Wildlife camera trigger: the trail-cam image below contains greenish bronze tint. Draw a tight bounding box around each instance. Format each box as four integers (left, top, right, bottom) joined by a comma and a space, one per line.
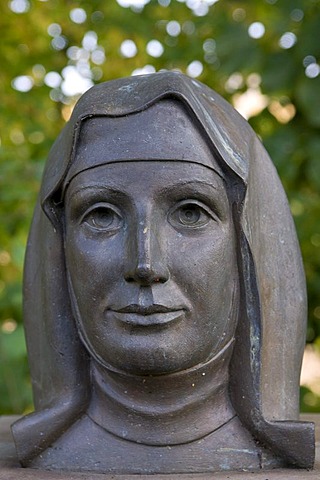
12, 72, 314, 473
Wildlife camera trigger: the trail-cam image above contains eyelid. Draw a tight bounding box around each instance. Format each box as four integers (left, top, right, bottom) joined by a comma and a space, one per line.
167, 199, 219, 232
79, 202, 123, 224
79, 202, 121, 221
170, 199, 219, 221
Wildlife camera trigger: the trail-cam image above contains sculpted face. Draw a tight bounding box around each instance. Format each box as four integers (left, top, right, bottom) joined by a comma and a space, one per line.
65, 164, 239, 375
64, 114, 239, 375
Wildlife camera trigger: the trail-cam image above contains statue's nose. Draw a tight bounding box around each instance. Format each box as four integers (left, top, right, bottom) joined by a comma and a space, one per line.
124, 224, 169, 286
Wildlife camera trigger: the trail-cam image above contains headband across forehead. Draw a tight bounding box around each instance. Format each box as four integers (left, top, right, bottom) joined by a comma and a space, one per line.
13, 72, 314, 468
62, 99, 225, 197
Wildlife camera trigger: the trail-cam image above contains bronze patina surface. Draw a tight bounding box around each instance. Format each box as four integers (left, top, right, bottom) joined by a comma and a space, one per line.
11, 72, 315, 474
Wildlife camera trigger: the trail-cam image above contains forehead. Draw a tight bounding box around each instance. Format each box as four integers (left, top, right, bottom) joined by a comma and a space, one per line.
64, 99, 223, 189
66, 161, 227, 202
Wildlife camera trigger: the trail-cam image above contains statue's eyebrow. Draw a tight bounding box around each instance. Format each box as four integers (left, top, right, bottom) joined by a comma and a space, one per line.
156, 179, 226, 202
158, 179, 220, 192
66, 185, 127, 202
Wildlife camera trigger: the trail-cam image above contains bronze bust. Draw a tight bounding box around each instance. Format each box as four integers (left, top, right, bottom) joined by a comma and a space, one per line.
12, 72, 314, 474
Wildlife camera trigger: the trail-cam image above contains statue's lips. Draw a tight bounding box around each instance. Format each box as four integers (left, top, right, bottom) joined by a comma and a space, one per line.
108, 305, 185, 327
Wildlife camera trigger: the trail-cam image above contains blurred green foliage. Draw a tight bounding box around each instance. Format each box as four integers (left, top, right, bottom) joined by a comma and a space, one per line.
0, 0, 319, 414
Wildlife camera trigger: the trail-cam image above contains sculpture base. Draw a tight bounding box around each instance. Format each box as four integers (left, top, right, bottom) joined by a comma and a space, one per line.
1, 415, 319, 479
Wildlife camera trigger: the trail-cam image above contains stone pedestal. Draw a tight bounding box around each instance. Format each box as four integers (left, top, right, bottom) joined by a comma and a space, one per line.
1, 415, 319, 479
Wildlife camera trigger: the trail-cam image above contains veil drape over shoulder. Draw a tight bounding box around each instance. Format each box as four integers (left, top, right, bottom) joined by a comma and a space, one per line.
12, 72, 314, 468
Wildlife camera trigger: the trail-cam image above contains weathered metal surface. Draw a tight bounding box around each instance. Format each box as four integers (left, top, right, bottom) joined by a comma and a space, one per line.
9, 73, 314, 473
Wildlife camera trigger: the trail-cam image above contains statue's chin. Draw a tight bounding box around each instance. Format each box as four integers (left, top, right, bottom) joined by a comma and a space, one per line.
73, 297, 233, 377
82, 332, 214, 377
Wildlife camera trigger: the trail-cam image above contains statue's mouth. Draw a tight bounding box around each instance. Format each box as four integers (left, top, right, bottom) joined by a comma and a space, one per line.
109, 305, 185, 327
114, 304, 181, 314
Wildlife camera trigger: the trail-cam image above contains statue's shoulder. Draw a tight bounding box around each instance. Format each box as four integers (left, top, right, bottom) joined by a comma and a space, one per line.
31, 414, 284, 474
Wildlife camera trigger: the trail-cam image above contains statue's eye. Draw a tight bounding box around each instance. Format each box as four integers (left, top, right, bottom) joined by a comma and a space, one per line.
177, 205, 202, 225
82, 204, 123, 232
169, 201, 215, 229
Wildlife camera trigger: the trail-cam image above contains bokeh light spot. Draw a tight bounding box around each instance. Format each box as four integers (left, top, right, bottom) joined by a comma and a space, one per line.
225, 72, 243, 93
0, 251, 11, 266
69, 8, 87, 24
51, 36, 68, 51
303, 55, 316, 67
10, 0, 29, 13
290, 9, 304, 22
29, 131, 45, 144
186, 60, 203, 78
132, 65, 156, 76
10, 129, 25, 144
82, 31, 98, 52
232, 8, 246, 22
32, 64, 46, 80
305, 63, 320, 79
279, 32, 297, 49
2, 319, 17, 334
248, 22, 265, 39
182, 21, 195, 35
268, 100, 296, 124
203, 38, 216, 53
120, 39, 138, 58
166, 20, 181, 37
44, 71, 62, 88
185, 0, 219, 16
47, 23, 61, 37
91, 11, 104, 23
117, 0, 150, 7
91, 48, 106, 65
61, 66, 93, 96
12, 75, 34, 92
146, 40, 164, 57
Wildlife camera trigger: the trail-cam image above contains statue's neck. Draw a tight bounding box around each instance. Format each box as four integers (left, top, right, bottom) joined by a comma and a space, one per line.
87, 338, 236, 446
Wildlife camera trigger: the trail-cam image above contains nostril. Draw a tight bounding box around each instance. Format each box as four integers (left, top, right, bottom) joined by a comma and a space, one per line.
154, 277, 167, 284
125, 276, 135, 283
